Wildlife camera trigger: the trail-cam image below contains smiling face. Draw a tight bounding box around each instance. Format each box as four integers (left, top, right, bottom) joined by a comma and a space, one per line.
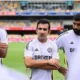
36, 23, 50, 42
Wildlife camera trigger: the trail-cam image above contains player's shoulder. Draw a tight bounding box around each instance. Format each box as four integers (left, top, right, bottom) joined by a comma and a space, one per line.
60, 30, 70, 36
26, 38, 37, 46
0, 28, 7, 34
57, 30, 72, 39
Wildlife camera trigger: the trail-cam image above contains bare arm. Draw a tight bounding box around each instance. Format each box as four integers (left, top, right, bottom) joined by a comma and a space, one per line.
0, 43, 8, 58
24, 57, 60, 69
40, 65, 59, 70
58, 66, 67, 76
24, 57, 48, 68
39, 59, 60, 70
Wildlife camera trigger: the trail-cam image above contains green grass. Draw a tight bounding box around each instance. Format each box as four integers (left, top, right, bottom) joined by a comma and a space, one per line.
3, 42, 27, 73
3, 42, 65, 80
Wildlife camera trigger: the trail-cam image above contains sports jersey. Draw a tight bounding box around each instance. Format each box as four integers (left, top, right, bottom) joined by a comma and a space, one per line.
0, 29, 8, 65
67, 51, 80, 80
0, 65, 29, 80
56, 30, 80, 66
24, 38, 59, 80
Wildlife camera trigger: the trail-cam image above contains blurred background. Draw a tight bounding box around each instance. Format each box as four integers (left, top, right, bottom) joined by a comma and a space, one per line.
0, 0, 79, 80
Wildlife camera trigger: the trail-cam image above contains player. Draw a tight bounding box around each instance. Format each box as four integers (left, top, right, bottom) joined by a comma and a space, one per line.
0, 29, 28, 80
0, 65, 29, 80
0, 28, 8, 65
24, 19, 60, 80
56, 13, 80, 76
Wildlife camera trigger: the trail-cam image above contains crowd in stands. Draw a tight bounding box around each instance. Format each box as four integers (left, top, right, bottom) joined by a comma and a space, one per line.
0, 20, 63, 29
0, 1, 20, 12
8, 34, 59, 42
0, 1, 80, 13
1, 1, 79, 43
0, 20, 27, 28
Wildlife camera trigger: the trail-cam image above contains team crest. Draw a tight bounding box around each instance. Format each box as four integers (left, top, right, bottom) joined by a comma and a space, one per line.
47, 48, 52, 53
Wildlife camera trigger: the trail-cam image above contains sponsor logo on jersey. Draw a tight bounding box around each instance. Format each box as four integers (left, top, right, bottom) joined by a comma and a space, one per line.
70, 48, 75, 52
47, 47, 52, 53
34, 55, 52, 60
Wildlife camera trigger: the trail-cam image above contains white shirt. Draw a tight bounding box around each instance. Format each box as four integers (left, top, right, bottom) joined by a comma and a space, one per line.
0, 29, 8, 64
67, 51, 80, 80
24, 38, 59, 80
0, 65, 29, 80
56, 30, 80, 66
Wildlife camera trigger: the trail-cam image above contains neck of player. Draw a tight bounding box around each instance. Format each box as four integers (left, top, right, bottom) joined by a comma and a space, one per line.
38, 38, 47, 43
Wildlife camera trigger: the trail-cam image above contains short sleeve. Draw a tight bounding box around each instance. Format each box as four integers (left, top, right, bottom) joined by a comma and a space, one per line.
24, 42, 33, 57
0, 29, 8, 44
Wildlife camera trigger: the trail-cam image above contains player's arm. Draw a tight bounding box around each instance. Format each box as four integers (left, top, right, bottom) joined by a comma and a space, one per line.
56, 35, 68, 76
0, 30, 8, 58
39, 42, 60, 70
39, 59, 60, 70
24, 56, 48, 68
0, 42, 8, 58
58, 66, 67, 76
24, 57, 60, 69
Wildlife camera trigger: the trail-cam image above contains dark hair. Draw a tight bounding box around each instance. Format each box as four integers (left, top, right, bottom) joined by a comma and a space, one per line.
36, 19, 50, 30
73, 13, 80, 21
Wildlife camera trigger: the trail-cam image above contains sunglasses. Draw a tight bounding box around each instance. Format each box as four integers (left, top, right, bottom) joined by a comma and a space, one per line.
38, 28, 48, 31
73, 22, 80, 26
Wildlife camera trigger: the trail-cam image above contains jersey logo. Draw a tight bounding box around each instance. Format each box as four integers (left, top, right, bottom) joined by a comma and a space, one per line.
70, 48, 75, 52
34, 55, 52, 60
47, 48, 52, 53
70, 41, 74, 44
35, 48, 39, 51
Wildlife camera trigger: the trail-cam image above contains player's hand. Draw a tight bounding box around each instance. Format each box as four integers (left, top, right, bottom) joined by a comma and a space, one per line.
0, 42, 8, 51
58, 66, 67, 76
48, 59, 60, 69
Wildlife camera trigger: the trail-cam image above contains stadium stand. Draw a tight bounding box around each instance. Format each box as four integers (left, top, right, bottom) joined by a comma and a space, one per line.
0, 20, 63, 28
0, 0, 79, 42
8, 34, 59, 42
0, 1, 80, 15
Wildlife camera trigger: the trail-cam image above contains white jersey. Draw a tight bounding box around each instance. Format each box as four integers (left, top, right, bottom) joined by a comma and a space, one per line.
0, 29, 8, 65
0, 65, 29, 80
56, 30, 80, 66
24, 38, 59, 80
67, 51, 80, 80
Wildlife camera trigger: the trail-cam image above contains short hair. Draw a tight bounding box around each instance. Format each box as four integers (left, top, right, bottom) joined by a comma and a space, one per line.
73, 13, 80, 21
36, 19, 50, 30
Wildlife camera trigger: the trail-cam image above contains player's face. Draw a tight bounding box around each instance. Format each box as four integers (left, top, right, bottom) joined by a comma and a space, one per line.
73, 20, 80, 35
73, 21, 80, 29
36, 23, 50, 42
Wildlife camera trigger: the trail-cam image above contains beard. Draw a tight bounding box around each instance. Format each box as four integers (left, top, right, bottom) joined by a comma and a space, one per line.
73, 28, 80, 36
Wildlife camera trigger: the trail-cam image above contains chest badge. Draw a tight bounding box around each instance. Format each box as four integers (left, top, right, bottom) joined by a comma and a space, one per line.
47, 48, 52, 53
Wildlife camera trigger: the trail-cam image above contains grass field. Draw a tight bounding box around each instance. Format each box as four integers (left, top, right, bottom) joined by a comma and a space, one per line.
3, 42, 66, 80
